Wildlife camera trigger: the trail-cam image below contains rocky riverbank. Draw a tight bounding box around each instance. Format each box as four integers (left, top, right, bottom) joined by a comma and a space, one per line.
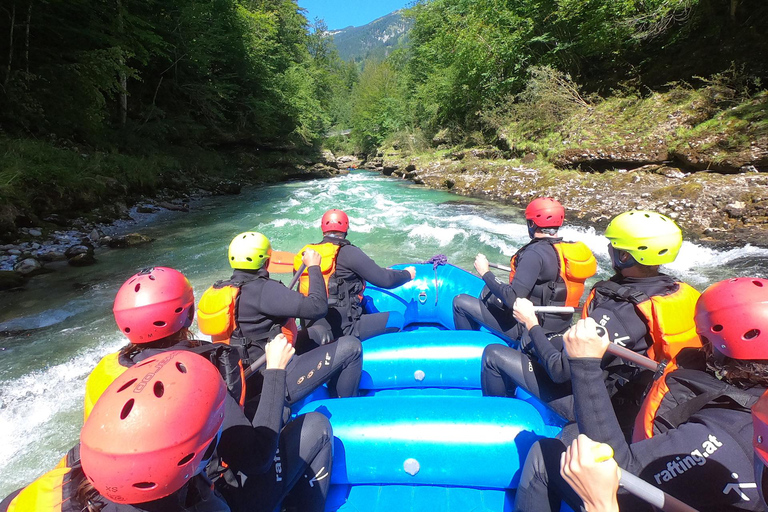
0, 150, 349, 290
364, 149, 768, 248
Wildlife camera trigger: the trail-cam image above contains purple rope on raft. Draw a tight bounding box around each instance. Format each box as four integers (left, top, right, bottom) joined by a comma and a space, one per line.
422, 254, 448, 270
419, 255, 448, 304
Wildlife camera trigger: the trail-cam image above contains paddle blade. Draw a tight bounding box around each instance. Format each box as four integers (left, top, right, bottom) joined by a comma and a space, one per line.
267, 250, 296, 273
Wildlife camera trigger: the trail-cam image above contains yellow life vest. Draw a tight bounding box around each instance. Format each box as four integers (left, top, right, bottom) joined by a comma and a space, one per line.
5, 466, 75, 512
293, 243, 342, 298
197, 284, 241, 343
83, 352, 127, 421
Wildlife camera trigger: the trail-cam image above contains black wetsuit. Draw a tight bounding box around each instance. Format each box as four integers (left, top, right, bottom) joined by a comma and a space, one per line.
514, 359, 764, 512
310, 235, 412, 341
453, 237, 570, 343
231, 266, 362, 402
482, 274, 678, 423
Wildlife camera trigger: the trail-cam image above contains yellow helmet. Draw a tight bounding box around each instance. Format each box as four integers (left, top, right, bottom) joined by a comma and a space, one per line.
228, 232, 272, 270
604, 211, 682, 265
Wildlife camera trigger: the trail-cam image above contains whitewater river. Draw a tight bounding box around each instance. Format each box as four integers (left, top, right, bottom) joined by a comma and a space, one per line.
1, 169, 768, 496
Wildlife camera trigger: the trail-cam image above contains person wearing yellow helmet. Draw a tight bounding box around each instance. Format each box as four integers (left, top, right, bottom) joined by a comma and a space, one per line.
198, 231, 363, 405
482, 210, 701, 427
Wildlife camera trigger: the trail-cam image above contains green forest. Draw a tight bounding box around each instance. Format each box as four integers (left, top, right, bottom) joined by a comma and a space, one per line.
1, 0, 767, 239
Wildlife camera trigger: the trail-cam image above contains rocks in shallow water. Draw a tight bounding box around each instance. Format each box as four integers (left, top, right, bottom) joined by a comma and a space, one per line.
38, 250, 67, 262
0, 270, 25, 290
158, 201, 190, 212
107, 233, 155, 249
13, 257, 45, 276
65, 243, 96, 266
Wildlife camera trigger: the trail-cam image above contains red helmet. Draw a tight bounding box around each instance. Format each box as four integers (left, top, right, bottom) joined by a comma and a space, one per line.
113, 267, 195, 344
695, 277, 768, 360
80, 351, 226, 503
525, 198, 565, 228
321, 209, 349, 234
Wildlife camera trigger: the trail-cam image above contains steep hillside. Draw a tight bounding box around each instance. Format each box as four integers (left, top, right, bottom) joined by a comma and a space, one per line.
332, 11, 412, 63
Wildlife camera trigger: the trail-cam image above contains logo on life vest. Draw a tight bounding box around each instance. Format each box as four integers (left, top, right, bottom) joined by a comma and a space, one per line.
652, 434, 722, 485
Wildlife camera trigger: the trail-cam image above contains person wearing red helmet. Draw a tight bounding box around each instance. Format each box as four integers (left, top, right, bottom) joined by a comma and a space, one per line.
299, 209, 415, 342
72, 267, 334, 512
453, 198, 580, 342
514, 276, 767, 512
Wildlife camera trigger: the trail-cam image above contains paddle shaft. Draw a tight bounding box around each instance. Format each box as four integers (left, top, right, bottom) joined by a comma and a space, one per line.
620, 472, 699, 512
594, 324, 661, 371
489, 262, 512, 272
244, 264, 305, 379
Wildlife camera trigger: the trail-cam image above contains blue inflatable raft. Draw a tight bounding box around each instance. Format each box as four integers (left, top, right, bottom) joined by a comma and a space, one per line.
295, 263, 566, 511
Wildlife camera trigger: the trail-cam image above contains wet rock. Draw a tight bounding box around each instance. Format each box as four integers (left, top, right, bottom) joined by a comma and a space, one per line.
107, 233, 155, 248
43, 214, 70, 227
158, 201, 190, 212
65, 243, 96, 267
28, 229, 42, 237
89, 229, 101, 244
13, 257, 45, 276
38, 250, 67, 262
382, 165, 399, 176
136, 205, 158, 214
0, 271, 25, 290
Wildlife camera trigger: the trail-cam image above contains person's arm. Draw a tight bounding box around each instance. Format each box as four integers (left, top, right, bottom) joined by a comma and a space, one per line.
565, 319, 635, 467
259, 263, 328, 320
560, 435, 620, 512
340, 245, 412, 288
480, 250, 544, 308
216, 336, 293, 474
514, 298, 571, 382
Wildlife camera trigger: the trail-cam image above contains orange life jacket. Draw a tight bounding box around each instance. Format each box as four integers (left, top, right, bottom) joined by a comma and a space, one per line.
581, 280, 702, 441
510, 240, 597, 307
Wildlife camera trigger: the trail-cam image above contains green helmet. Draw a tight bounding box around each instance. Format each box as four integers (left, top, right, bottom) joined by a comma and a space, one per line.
228, 232, 272, 270
604, 211, 682, 265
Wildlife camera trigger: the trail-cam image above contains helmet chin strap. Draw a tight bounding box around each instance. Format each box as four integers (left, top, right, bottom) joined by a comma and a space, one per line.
609, 245, 637, 272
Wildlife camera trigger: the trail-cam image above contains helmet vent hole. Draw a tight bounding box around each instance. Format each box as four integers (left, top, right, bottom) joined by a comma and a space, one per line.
246, 257, 253, 262
117, 378, 137, 393
754, 280, 765, 287
134, 283, 141, 293
120, 399, 135, 419
177, 453, 195, 466
153, 381, 165, 398
133, 482, 157, 490
175, 307, 183, 313
744, 329, 761, 340
136, 358, 156, 368
124, 327, 131, 334
658, 249, 668, 255
637, 246, 648, 251
712, 325, 724, 333
153, 321, 167, 327
176, 362, 188, 373
148, 275, 156, 281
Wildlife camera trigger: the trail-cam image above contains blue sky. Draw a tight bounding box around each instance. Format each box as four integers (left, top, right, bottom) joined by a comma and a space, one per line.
297, 0, 413, 30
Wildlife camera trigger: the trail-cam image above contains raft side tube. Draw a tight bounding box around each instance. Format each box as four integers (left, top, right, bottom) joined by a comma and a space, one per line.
359, 330, 503, 390
326, 484, 512, 512
298, 395, 561, 489
364, 263, 485, 329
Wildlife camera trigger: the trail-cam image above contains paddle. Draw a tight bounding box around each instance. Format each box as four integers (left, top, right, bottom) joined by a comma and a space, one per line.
489, 262, 512, 272
243, 262, 305, 379
594, 445, 699, 512
267, 250, 297, 273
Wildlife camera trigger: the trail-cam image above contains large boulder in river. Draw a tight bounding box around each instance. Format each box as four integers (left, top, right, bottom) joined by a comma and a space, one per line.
66, 243, 96, 267
0, 270, 25, 290
13, 257, 46, 276
107, 233, 155, 249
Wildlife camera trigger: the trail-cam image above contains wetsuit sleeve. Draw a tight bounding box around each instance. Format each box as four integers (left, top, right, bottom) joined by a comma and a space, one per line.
481, 249, 544, 308
217, 368, 286, 474
570, 358, 630, 462
258, 266, 328, 321
340, 245, 411, 288
527, 327, 571, 383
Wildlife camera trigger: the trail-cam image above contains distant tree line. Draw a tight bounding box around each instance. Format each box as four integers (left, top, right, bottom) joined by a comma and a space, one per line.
344, 0, 768, 154
0, 0, 354, 152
